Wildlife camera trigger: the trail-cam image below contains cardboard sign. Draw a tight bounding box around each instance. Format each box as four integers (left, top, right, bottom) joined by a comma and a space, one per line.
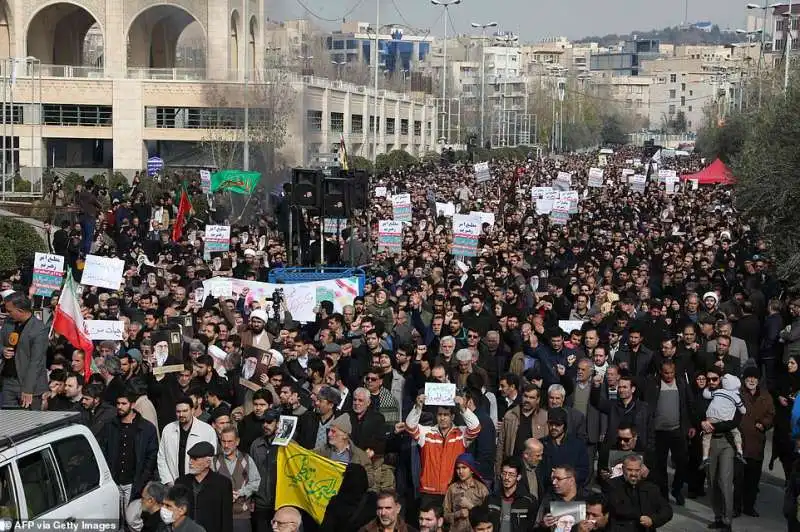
536, 199, 554, 215
205, 225, 231, 254
550, 199, 571, 225
588, 167, 604, 188
558, 320, 586, 334
629, 174, 646, 194
531, 186, 554, 199
378, 220, 403, 252
81, 255, 124, 290
374, 186, 387, 197
32, 253, 64, 297
200, 169, 211, 193
85, 320, 125, 341
391, 193, 412, 222
424, 382, 457, 406
435, 202, 456, 217
469, 211, 495, 227
452, 214, 482, 257
474, 162, 491, 183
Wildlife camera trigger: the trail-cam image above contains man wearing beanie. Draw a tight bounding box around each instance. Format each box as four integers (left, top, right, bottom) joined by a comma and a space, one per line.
736, 365, 774, 517
314, 413, 370, 471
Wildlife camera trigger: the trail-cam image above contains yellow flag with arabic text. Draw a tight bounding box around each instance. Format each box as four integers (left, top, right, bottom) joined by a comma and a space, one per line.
275, 442, 346, 523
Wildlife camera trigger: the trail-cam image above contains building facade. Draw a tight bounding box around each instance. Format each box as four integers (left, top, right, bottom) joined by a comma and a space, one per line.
0, 0, 435, 187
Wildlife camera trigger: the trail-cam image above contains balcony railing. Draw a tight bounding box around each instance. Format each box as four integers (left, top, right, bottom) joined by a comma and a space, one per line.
127, 67, 208, 81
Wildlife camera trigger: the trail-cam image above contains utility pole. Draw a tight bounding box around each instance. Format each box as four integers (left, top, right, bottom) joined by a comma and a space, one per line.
432, 0, 462, 145
243, 0, 249, 171
372, 0, 380, 166
471, 21, 497, 148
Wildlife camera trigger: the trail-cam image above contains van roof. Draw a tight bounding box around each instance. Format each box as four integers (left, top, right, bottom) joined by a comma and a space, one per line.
0, 411, 83, 451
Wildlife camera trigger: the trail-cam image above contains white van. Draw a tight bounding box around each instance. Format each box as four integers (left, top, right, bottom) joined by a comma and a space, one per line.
0, 410, 120, 528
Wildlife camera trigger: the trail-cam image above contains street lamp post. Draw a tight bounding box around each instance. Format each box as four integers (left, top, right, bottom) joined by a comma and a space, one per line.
495, 32, 519, 147
432, 0, 461, 145
471, 21, 497, 148
331, 60, 347, 79
746, 1, 778, 106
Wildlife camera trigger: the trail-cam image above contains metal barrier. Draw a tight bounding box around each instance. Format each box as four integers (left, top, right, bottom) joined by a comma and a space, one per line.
268, 267, 366, 296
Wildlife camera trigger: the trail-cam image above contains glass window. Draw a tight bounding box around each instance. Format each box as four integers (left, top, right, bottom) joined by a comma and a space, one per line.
330, 112, 344, 132
400, 119, 409, 135
346, 40, 357, 49
386, 118, 395, 135
352, 114, 363, 134
52, 436, 100, 501
414, 120, 422, 136
333, 40, 345, 50
307, 110, 322, 131
0, 466, 18, 521
17, 449, 65, 518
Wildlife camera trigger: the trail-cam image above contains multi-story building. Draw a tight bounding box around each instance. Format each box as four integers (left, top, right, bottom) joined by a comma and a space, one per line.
590, 39, 662, 76
0, 0, 435, 191
321, 22, 433, 74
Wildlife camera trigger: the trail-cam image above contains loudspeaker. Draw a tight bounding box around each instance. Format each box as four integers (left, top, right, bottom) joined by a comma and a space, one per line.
323, 177, 349, 217
291, 168, 323, 209
349, 170, 369, 211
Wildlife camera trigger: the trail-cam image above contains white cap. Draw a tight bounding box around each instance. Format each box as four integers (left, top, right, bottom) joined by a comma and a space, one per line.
268, 349, 284, 367
208, 345, 227, 361
243, 248, 256, 257
0, 289, 14, 300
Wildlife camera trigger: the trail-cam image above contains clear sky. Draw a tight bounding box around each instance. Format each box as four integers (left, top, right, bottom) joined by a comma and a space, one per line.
266, 0, 747, 40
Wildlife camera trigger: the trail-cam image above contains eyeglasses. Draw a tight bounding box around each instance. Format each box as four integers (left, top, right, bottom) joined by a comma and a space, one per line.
467, 334, 480, 339
552, 476, 573, 482
365, 376, 380, 382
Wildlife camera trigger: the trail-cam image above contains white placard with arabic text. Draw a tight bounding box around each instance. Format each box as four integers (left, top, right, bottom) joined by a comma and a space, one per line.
85, 320, 125, 341
425, 382, 457, 406
81, 255, 125, 290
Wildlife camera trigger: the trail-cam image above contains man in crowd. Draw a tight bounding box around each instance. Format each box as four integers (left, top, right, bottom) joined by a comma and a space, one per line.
157, 396, 218, 485
175, 441, 233, 532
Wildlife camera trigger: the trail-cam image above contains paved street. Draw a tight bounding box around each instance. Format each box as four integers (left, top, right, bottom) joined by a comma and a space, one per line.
662, 434, 787, 531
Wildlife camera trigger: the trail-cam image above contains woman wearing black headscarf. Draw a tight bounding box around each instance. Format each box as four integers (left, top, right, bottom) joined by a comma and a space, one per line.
319, 463, 376, 532
772, 355, 800, 478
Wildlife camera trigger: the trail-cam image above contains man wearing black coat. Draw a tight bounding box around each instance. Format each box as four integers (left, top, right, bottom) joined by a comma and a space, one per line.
175, 442, 233, 532
606, 455, 673, 531
615, 327, 654, 382
347, 387, 387, 449
100, 393, 159, 507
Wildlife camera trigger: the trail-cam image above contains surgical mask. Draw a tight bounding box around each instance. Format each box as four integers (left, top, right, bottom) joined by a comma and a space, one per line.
160, 508, 175, 524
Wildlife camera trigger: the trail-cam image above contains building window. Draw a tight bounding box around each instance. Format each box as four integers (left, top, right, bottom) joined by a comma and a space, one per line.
669, 89, 676, 99
307, 110, 322, 131
352, 114, 363, 133
681, 96, 686, 106
668, 104, 676, 115
346, 40, 357, 49
414, 120, 422, 136
330, 112, 344, 132
400, 119, 409, 135
333, 40, 345, 50
681, 83, 686, 91
369, 116, 380, 133
43, 104, 111, 126
688, 106, 692, 112
426, 121, 432, 134
669, 73, 677, 83
386, 118, 395, 134
689, 90, 693, 96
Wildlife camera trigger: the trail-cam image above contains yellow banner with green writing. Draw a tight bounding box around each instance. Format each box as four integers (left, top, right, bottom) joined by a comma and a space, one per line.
275, 441, 346, 523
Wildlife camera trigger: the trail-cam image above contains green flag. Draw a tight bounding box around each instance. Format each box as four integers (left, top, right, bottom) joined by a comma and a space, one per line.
210, 170, 262, 194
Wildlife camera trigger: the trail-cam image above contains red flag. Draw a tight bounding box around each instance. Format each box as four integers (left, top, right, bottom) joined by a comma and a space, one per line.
172, 189, 192, 242
52, 271, 94, 377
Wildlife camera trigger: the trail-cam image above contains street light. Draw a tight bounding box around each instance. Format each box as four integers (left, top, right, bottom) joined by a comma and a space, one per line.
471, 21, 497, 148
331, 60, 347, 79
431, 0, 462, 145
495, 32, 519, 148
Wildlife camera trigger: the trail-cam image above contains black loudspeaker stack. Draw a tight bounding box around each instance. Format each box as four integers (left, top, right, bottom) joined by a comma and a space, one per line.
290, 167, 369, 218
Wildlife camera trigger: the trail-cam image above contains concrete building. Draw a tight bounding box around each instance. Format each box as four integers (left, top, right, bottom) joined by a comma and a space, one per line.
590, 39, 662, 76
321, 22, 433, 74
0, 0, 435, 190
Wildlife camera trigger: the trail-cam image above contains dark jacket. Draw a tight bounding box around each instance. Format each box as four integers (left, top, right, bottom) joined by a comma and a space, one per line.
590, 387, 654, 455
175, 471, 233, 532
566, 383, 606, 445
0, 315, 49, 396
249, 436, 278, 511
740, 386, 775, 459
237, 412, 267, 453
487, 484, 539, 532
86, 402, 117, 438
641, 376, 695, 438
606, 477, 673, 531
321, 464, 377, 532
348, 409, 387, 450
699, 352, 741, 376
99, 413, 159, 499
760, 313, 784, 360
463, 308, 498, 337
141, 510, 171, 532
615, 345, 655, 381
540, 434, 591, 488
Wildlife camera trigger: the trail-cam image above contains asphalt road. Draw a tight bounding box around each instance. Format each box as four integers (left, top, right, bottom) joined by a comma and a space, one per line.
662, 434, 788, 531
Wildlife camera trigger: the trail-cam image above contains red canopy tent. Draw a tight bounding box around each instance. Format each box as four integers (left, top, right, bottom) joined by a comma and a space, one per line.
680, 158, 736, 185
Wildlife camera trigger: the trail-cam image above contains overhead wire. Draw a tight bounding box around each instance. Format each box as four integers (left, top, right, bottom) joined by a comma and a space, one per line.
294, 0, 366, 23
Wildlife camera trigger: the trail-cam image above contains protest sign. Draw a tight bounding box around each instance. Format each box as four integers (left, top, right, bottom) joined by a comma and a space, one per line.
374, 186, 387, 197
559, 190, 579, 214
378, 220, 403, 252
543, 190, 560, 200
559, 320, 586, 334
598, 154, 608, 167
553, 172, 572, 191
85, 320, 125, 341
550, 199, 571, 225
474, 162, 491, 183
588, 167, 604, 188
81, 255, 124, 290
657, 169, 677, 183
452, 214, 482, 257
199, 169, 211, 193
531, 186, 554, 200
689, 178, 699, 190
435, 202, 456, 217
205, 225, 231, 254
469, 211, 495, 227
32, 253, 64, 297
665, 175, 679, 195
621, 169, 635, 179
424, 382, 457, 406
536, 199, 554, 215
629, 174, 646, 194
391, 193, 412, 222
203, 277, 359, 323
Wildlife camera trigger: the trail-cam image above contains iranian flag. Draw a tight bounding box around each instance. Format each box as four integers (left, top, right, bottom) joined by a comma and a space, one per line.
52, 270, 94, 376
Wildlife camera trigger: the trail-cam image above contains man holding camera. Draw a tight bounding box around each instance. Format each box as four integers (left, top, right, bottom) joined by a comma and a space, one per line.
75, 179, 103, 256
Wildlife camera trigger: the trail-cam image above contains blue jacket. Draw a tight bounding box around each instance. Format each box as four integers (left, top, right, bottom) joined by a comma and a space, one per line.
791, 396, 800, 440
540, 434, 590, 487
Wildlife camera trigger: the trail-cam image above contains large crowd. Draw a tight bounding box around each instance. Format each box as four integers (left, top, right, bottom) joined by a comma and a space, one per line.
0, 144, 798, 532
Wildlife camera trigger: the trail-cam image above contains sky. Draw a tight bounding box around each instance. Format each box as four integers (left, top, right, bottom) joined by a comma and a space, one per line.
266, 0, 747, 40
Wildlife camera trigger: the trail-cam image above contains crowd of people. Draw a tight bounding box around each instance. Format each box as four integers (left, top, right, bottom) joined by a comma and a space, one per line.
0, 144, 798, 532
